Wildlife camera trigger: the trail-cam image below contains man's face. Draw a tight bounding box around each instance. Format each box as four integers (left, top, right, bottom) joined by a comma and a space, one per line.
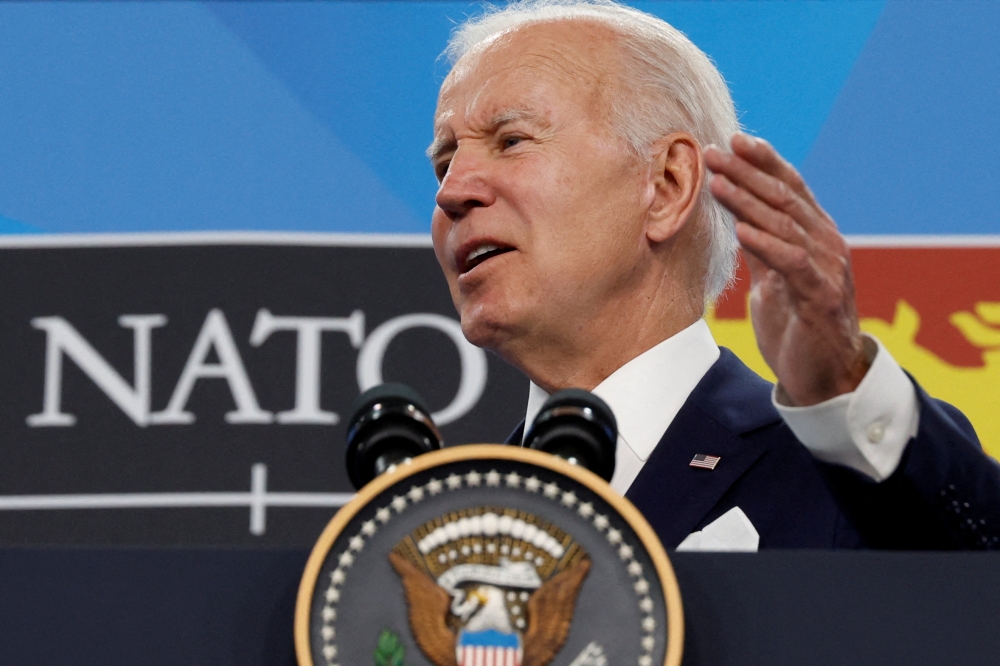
430, 21, 654, 359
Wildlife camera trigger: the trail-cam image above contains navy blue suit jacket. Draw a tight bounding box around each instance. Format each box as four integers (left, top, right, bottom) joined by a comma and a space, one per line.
508, 349, 1000, 549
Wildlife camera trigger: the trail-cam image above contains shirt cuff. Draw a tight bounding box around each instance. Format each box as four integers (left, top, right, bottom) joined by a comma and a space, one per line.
772, 335, 920, 482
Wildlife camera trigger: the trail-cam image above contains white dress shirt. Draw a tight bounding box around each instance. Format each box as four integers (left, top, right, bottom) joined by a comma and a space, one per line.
523, 318, 920, 495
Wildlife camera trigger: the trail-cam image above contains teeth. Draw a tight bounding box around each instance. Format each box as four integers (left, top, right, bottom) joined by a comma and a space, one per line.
467, 244, 499, 264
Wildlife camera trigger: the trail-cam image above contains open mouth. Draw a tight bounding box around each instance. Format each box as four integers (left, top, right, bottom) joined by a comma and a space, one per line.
461, 243, 514, 273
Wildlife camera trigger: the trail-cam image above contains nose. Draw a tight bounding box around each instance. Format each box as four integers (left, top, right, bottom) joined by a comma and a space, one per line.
434, 149, 496, 219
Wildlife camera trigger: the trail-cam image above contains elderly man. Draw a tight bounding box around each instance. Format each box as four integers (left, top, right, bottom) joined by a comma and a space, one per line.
428, 0, 1000, 549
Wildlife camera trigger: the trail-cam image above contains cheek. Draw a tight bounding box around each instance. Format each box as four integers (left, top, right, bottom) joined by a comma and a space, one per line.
430, 210, 452, 271
557, 217, 645, 299
539, 173, 645, 270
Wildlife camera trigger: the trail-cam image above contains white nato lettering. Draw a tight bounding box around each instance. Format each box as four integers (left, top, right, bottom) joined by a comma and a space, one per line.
356, 313, 487, 426
27, 315, 167, 427
249, 309, 365, 424
150, 309, 272, 424
28, 310, 488, 428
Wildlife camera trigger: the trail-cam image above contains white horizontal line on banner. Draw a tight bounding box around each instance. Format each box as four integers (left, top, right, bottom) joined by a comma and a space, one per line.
846, 234, 1000, 247
0, 464, 353, 536
0, 231, 998, 248
0, 231, 434, 248
0, 491, 354, 511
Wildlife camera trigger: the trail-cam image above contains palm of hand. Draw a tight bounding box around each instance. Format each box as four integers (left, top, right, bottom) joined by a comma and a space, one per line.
748, 254, 866, 406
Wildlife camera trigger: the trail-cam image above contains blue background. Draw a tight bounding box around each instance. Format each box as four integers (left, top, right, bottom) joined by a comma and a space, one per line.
0, 0, 996, 236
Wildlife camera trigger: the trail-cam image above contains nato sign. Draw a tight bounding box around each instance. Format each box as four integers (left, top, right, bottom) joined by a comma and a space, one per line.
0, 1, 998, 548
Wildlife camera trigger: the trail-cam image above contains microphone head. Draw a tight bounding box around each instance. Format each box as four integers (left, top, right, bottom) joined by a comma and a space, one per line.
523, 388, 617, 481
345, 383, 443, 490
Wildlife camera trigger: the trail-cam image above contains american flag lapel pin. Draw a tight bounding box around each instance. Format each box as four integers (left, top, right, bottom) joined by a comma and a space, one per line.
689, 454, 721, 470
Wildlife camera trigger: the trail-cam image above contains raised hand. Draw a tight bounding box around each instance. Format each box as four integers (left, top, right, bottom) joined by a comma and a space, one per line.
704, 133, 870, 406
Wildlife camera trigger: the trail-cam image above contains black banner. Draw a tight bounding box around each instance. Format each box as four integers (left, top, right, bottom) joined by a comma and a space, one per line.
0, 236, 526, 546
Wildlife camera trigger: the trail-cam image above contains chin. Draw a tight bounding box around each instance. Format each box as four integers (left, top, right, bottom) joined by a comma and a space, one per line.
458, 302, 519, 354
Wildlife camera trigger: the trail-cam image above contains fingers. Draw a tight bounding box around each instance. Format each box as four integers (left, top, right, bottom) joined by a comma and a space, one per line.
730, 133, 817, 206
738, 241, 785, 301
710, 172, 811, 250
734, 220, 823, 295
705, 137, 831, 239
710, 168, 836, 293
705, 133, 853, 297
739, 241, 768, 282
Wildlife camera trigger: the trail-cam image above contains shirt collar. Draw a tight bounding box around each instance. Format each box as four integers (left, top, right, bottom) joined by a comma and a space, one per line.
523, 318, 720, 461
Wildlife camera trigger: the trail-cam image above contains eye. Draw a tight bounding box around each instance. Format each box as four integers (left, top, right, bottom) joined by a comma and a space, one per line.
501, 135, 523, 150
435, 160, 450, 181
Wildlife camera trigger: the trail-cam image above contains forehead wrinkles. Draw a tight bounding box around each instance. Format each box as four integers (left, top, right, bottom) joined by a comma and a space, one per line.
438, 22, 620, 131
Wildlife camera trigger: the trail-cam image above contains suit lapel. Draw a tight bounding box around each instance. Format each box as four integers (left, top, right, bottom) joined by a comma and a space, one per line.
625, 349, 780, 548
505, 421, 525, 445
501, 350, 780, 548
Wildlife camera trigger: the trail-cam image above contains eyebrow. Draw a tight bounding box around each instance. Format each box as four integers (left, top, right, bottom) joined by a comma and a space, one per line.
426, 107, 542, 161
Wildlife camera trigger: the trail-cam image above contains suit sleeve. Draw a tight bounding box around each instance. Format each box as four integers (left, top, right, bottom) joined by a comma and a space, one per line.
817, 383, 1000, 549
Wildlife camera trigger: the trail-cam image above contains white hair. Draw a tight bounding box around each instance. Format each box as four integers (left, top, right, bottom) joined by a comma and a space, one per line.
445, 0, 740, 303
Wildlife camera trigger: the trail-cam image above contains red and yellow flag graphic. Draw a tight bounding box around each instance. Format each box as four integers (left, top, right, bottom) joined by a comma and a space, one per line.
708, 245, 1000, 459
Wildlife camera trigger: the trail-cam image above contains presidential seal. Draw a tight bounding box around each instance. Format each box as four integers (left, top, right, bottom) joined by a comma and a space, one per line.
391, 506, 590, 666
295, 445, 683, 666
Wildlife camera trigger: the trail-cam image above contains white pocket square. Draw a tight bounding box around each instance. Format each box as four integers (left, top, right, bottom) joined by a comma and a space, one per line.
675, 506, 760, 552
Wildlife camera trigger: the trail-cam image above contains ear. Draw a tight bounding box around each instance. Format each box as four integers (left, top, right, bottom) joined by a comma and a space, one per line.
644, 133, 704, 244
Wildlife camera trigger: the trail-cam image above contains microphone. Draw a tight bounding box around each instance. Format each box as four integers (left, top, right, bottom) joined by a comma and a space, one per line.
523, 389, 617, 481
345, 383, 443, 490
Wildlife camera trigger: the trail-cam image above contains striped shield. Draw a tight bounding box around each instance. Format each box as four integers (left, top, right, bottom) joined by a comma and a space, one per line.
456, 628, 523, 666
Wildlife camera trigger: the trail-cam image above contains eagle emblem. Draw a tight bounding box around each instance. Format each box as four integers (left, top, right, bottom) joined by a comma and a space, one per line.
389, 507, 591, 666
